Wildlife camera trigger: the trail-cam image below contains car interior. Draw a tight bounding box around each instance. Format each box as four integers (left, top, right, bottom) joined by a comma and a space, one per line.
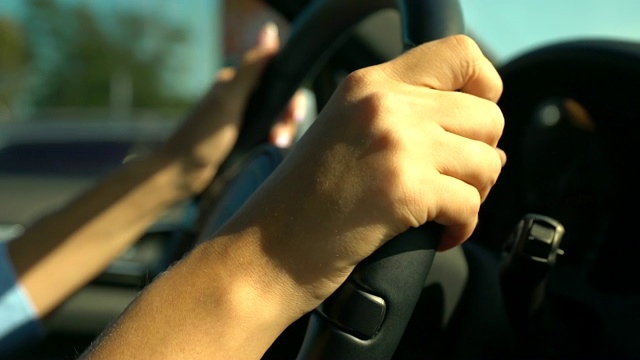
5, 0, 640, 359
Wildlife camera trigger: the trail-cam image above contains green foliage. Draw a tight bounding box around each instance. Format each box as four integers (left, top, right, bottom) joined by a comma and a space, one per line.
0, 16, 31, 109
22, 0, 192, 112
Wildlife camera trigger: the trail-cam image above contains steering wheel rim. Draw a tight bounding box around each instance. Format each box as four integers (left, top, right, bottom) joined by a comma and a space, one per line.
222, 0, 397, 169
202, 1, 465, 359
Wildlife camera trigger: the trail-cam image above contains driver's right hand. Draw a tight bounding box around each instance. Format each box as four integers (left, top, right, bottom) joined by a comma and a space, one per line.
80, 35, 506, 360
219, 34, 506, 319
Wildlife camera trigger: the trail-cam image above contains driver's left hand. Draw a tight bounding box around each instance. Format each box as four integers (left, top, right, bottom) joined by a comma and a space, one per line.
159, 22, 305, 196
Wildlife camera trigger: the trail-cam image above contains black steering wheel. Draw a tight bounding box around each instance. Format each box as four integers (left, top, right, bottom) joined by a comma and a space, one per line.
200, 1, 466, 359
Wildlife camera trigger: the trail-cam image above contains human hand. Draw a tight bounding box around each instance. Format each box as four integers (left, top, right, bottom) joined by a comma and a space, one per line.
76, 35, 504, 360
160, 22, 305, 195
221, 35, 505, 315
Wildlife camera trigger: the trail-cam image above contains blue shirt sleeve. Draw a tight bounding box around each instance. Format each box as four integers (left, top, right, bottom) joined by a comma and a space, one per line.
0, 241, 44, 356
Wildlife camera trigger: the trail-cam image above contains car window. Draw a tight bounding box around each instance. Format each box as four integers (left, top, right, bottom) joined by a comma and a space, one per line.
460, 0, 640, 65
0, 0, 222, 123
0, 1, 206, 249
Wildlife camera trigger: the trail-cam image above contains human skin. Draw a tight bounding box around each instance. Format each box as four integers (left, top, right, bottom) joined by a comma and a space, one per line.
81, 34, 505, 360
7, 22, 291, 318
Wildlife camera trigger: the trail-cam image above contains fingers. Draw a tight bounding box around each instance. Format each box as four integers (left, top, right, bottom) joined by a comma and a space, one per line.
377, 37, 504, 250
372, 36, 505, 250
427, 90, 505, 146
405, 129, 502, 250
380, 35, 502, 102
164, 22, 283, 183
270, 90, 307, 148
439, 222, 478, 251
422, 175, 480, 251
256, 21, 280, 51
432, 132, 504, 201
496, 148, 507, 168
228, 22, 280, 97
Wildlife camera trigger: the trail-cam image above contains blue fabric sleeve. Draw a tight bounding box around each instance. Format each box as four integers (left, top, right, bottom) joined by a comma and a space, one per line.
198, 145, 284, 238
0, 241, 44, 356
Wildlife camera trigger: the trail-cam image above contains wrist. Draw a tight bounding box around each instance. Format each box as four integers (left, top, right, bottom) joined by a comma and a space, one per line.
84, 233, 302, 359
148, 146, 217, 199
196, 229, 312, 326
216, 195, 355, 319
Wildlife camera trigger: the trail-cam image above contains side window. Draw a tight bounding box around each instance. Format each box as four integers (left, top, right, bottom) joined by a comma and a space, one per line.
0, 0, 223, 122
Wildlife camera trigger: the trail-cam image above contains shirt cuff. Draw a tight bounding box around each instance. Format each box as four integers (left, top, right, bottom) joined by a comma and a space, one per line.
0, 241, 44, 356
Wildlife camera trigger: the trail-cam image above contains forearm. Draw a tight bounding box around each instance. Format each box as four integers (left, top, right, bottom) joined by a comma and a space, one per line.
81, 229, 302, 360
8, 150, 202, 316
79, 164, 357, 359
6, 22, 280, 319
80, 34, 507, 359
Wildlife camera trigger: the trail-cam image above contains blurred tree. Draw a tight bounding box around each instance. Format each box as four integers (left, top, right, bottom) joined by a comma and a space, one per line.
0, 16, 31, 116
24, 0, 191, 115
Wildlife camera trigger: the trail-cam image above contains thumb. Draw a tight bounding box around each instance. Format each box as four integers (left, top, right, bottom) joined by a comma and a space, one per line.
229, 22, 281, 95
381, 35, 502, 102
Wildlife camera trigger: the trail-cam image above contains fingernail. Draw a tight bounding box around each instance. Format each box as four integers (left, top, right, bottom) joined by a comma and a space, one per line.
274, 133, 291, 148
257, 21, 279, 50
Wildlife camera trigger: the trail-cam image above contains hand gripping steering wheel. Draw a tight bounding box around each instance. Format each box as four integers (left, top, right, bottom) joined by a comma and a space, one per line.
211, 1, 466, 358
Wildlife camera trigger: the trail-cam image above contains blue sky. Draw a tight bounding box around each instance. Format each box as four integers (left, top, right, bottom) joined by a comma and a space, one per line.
2, 0, 639, 96
460, 0, 640, 65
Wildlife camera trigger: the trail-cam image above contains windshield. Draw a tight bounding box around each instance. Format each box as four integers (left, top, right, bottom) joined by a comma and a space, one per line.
2, 0, 639, 123
460, 0, 640, 65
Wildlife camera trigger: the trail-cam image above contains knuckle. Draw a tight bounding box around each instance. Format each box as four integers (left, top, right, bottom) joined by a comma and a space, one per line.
341, 69, 395, 127
449, 34, 479, 51
464, 141, 502, 185
348, 92, 398, 141
359, 91, 391, 119
447, 34, 483, 86
341, 68, 373, 93
449, 34, 482, 59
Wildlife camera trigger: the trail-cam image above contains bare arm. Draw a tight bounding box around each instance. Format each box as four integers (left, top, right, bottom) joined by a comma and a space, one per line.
82, 35, 506, 360
7, 23, 283, 317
